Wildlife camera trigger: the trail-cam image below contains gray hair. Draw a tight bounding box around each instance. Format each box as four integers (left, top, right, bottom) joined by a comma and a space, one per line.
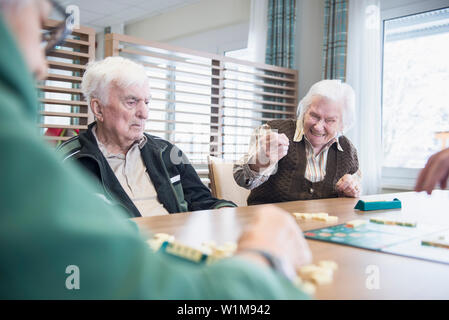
81, 56, 150, 106
297, 79, 356, 133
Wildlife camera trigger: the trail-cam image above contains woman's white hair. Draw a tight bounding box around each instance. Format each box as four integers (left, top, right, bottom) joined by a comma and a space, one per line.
81, 56, 149, 106
296, 79, 356, 133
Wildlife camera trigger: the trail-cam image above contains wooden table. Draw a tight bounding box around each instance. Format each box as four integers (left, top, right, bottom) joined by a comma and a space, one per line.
133, 191, 449, 299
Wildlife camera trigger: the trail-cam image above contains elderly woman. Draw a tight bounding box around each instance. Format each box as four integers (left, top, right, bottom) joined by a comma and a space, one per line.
234, 79, 361, 205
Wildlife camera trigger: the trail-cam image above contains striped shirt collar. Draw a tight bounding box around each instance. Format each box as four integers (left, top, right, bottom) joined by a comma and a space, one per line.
293, 119, 344, 152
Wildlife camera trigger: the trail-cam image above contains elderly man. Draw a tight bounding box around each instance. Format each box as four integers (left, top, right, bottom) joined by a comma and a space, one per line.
0, 0, 311, 299
57, 56, 235, 217
234, 80, 361, 205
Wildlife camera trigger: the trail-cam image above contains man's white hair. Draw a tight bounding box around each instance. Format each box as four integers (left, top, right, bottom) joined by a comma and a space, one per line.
296, 79, 356, 133
81, 56, 149, 106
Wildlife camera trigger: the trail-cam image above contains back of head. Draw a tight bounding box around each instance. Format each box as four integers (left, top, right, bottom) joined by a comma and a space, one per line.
0, 0, 33, 12
82, 56, 149, 106
297, 79, 356, 133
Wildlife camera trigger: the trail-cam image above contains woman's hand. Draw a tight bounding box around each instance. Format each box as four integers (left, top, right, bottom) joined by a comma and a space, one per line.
336, 174, 361, 198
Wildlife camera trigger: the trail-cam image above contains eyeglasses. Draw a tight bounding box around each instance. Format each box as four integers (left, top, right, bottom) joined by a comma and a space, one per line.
42, 0, 75, 55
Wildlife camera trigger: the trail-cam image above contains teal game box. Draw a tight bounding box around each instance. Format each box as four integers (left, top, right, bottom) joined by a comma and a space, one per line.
354, 198, 401, 211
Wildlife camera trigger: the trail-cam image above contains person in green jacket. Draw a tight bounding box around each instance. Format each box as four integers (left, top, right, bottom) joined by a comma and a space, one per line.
0, 0, 311, 299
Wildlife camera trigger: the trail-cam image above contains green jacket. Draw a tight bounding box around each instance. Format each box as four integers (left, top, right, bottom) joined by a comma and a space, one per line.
0, 15, 308, 299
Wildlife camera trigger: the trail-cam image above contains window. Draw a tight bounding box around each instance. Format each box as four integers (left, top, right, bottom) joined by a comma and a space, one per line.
381, 2, 449, 189
224, 48, 256, 162
223, 48, 297, 162
104, 34, 298, 186
40, 21, 94, 146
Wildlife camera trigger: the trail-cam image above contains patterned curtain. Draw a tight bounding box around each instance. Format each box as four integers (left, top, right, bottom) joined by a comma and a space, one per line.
322, 0, 349, 80
265, 0, 296, 68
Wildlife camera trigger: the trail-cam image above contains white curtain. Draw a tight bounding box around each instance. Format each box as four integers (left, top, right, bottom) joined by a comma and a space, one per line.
247, 0, 269, 63
346, 0, 382, 195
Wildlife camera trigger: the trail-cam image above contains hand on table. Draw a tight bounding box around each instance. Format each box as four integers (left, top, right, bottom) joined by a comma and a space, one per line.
336, 174, 361, 198
236, 205, 312, 275
415, 147, 449, 194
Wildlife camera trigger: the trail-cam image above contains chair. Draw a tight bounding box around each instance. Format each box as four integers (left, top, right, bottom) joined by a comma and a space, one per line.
208, 156, 251, 207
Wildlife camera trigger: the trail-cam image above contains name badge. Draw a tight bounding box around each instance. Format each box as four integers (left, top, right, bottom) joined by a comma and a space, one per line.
170, 175, 180, 183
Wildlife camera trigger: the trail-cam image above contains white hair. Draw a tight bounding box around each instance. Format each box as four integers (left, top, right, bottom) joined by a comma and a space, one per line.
81, 56, 149, 106
296, 79, 356, 133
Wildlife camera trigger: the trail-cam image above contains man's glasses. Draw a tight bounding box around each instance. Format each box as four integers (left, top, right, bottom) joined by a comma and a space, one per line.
42, 0, 75, 55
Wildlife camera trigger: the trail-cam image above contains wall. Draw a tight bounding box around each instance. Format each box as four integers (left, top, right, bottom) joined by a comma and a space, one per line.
123, 0, 326, 82
96, 24, 125, 60
125, 0, 251, 48
166, 22, 249, 54
96, 31, 104, 60
295, 0, 326, 101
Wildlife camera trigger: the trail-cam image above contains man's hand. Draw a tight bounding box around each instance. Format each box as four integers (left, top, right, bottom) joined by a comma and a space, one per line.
249, 132, 289, 172
336, 174, 361, 198
236, 206, 312, 274
415, 147, 449, 194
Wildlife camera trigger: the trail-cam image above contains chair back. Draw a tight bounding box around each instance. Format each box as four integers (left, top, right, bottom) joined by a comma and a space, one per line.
208, 156, 250, 207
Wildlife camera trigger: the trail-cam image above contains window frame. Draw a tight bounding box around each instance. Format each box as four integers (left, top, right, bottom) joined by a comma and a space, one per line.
380, 0, 449, 190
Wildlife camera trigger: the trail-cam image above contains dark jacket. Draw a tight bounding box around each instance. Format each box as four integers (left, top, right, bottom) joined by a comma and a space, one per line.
57, 122, 236, 217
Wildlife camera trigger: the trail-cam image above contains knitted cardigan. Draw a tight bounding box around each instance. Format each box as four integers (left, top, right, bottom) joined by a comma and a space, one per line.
247, 120, 359, 205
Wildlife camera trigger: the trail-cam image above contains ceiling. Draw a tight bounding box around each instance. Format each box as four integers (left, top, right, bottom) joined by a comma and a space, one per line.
58, 0, 202, 32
